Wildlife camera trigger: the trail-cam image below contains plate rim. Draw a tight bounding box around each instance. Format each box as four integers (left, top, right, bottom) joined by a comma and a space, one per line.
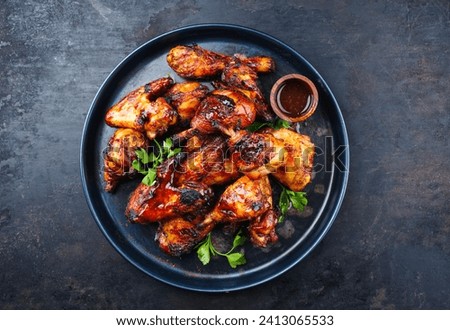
80, 23, 350, 292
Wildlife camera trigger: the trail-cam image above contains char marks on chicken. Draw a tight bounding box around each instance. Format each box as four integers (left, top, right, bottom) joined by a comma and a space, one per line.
101, 44, 315, 259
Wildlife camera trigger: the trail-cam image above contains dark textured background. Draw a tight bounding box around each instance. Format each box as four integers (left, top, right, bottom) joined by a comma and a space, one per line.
1, 0, 449, 309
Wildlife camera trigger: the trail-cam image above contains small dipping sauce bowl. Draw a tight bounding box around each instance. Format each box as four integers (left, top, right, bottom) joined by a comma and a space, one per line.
270, 74, 319, 122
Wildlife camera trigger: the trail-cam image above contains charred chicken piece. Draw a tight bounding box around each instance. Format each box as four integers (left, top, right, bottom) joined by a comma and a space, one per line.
264, 127, 315, 192
213, 81, 272, 121
103, 128, 149, 192
236, 54, 275, 73
167, 45, 230, 79
227, 128, 315, 189
156, 215, 215, 256
126, 159, 214, 224
165, 81, 209, 125
248, 209, 278, 248
174, 134, 239, 187
167, 44, 275, 79
105, 77, 177, 139
190, 89, 257, 136
220, 55, 274, 121
228, 130, 287, 179
204, 175, 273, 224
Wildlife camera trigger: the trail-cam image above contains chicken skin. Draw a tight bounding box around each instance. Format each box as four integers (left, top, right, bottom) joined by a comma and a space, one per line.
156, 215, 215, 256
190, 89, 257, 136
228, 130, 287, 178
167, 45, 230, 79
264, 127, 315, 192
105, 77, 177, 139
126, 159, 214, 224
167, 44, 274, 79
174, 134, 239, 187
204, 175, 273, 224
156, 175, 278, 256
248, 209, 278, 248
103, 128, 149, 192
227, 128, 315, 190
165, 81, 209, 125
220, 55, 274, 121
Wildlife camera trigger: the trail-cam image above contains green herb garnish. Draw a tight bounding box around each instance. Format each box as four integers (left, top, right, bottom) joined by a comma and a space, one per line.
278, 186, 308, 223
246, 118, 290, 132
131, 137, 181, 186
196, 230, 247, 268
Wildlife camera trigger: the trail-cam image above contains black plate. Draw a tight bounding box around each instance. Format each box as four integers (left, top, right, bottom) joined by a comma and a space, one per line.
80, 24, 349, 292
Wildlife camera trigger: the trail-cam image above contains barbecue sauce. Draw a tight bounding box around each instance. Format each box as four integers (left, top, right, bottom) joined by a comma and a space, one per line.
276, 79, 313, 118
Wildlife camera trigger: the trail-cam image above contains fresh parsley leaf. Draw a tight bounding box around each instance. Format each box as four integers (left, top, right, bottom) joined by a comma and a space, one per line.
246, 121, 270, 132
134, 148, 147, 160
195, 231, 247, 268
278, 186, 308, 222
146, 152, 157, 163
272, 118, 290, 129
278, 188, 290, 215
133, 138, 181, 186
288, 191, 308, 211
232, 230, 246, 248
226, 252, 247, 268
163, 137, 173, 151
196, 235, 212, 265
246, 118, 291, 132
167, 147, 181, 159
132, 159, 147, 175
153, 139, 163, 157
142, 168, 157, 186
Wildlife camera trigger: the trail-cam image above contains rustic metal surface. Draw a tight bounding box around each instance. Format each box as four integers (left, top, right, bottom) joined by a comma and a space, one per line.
1, 0, 449, 308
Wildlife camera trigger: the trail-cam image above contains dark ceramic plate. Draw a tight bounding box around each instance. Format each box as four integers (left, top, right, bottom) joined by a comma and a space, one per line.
80, 24, 349, 292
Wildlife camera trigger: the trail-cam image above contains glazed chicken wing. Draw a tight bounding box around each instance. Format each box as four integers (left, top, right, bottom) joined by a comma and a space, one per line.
167, 44, 275, 79
126, 159, 214, 224
157, 175, 278, 256
220, 56, 274, 121
227, 128, 315, 189
174, 134, 239, 187
167, 45, 230, 79
228, 130, 287, 178
236, 54, 275, 73
105, 77, 177, 139
165, 81, 209, 125
156, 215, 215, 256
248, 209, 278, 248
265, 127, 315, 192
205, 175, 273, 224
103, 128, 149, 192
190, 89, 257, 136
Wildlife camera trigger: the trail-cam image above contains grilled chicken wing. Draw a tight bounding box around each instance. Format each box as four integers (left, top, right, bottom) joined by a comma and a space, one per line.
228, 130, 286, 178
167, 45, 230, 79
248, 209, 278, 248
265, 127, 315, 192
220, 56, 274, 121
174, 134, 239, 187
165, 81, 209, 125
167, 44, 275, 79
228, 128, 315, 189
235, 53, 275, 73
190, 89, 256, 136
126, 159, 214, 224
204, 175, 273, 224
156, 215, 215, 256
103, 128, 149, 192
105, 77, 177, 139
157, 174, 278, 256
